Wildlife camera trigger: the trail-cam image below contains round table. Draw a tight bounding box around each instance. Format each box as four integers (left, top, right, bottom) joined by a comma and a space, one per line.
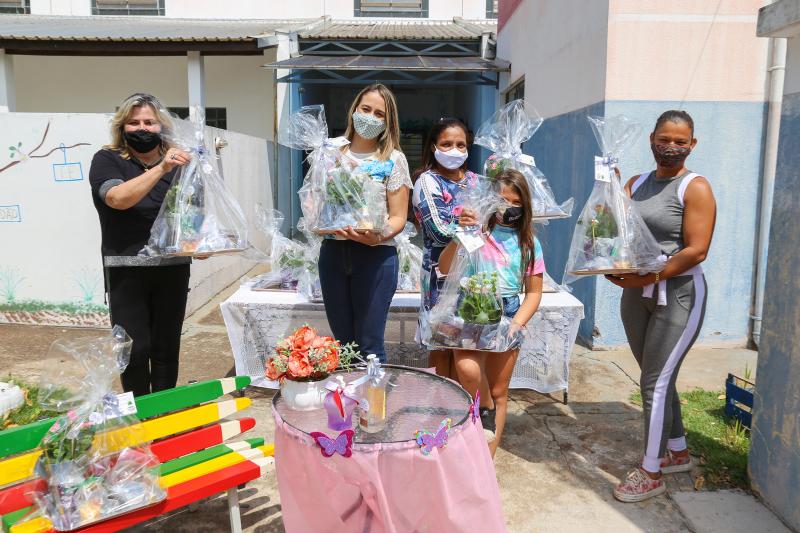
272, 365, 506, 533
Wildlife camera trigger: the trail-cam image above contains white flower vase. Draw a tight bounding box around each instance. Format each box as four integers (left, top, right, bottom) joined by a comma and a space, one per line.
280, 379, 326, 411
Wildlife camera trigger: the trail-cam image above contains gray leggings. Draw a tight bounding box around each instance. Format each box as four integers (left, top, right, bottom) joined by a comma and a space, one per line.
620, 273, 707, 472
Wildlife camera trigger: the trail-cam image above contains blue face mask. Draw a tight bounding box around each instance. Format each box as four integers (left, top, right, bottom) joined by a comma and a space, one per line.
352, 112, 386, 140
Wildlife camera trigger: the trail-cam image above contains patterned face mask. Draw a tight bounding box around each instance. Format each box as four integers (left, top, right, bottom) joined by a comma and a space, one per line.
651, 143, 691, 167
352, 112, 386, 140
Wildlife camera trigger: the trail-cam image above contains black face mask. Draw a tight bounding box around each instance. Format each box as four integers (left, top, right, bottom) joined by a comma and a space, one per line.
651, 142, 691, 168
124, 129, 162, 153
497, 206, 524, 226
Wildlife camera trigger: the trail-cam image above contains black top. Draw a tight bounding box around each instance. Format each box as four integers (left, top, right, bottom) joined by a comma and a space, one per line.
89, 148, 177, 258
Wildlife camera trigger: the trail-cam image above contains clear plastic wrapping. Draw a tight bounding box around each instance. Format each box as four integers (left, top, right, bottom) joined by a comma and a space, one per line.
420, 183, 527, 352
563, 115, 666, 284
29, 327, 165, 531
245, 208, 322, 301
279, 105, 389, 235
475, 99, 574, 222
396, 222, 423, 292
140, 107, 248, 258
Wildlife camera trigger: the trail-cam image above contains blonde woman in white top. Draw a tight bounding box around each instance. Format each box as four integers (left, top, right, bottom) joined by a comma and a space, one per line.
317, 84, 412, 362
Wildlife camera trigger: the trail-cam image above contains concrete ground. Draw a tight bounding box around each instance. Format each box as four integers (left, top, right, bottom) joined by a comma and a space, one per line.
2, 282, 790, 533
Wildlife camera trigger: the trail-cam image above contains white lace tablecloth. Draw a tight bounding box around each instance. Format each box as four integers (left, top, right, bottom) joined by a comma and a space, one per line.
220, 287, 583, 394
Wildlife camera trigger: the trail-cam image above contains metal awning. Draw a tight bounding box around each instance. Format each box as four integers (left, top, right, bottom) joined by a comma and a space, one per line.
264, 54, 508, 86
263, 54, 508, 86
265, 54, 509, 72
0, 15, 321, 55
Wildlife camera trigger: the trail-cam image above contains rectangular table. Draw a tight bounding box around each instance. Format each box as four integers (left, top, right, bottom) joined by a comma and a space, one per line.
220, 287, 583, 400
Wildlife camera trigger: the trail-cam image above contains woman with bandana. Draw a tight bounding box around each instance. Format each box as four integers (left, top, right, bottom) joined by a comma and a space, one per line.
605, 110, 716, 502
317, 84, 412, 363
88, 93, 193, 396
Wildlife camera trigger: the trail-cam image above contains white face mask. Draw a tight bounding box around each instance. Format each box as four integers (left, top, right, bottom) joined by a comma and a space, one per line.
434, 147, 468, 170
352, 112, 386, 140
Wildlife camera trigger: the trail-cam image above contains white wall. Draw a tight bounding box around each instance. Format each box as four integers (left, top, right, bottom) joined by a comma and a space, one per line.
0, 112, 271, 321
11, 51, 276, 140
30, 0, 90, 15
29, 0, 489, 19
185, 125, 271, 315
429, 0, 488, 19
496, 0, 609, 118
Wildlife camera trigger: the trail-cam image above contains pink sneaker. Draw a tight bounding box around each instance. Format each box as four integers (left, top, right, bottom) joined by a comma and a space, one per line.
661, 450, 693, 474
613, 468, 666, 503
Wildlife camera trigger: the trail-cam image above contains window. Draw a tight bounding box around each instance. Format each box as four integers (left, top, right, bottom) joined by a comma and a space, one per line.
505, 77, 524, 104
0, 0, 30, 14
92, 0, 165, 16
354, 0, 428, 18
486, 0, 498, 19
169, 107, 228, 130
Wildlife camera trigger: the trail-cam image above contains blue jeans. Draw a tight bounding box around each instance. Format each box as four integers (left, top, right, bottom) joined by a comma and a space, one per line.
318, 240, 399, 363
502, 295, 521, 319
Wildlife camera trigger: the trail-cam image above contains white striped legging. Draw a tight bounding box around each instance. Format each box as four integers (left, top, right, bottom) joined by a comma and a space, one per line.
620, 273, 708, 473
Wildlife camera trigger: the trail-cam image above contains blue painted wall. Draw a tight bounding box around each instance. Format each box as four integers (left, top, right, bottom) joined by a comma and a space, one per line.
597, 100, 765, 346
524, 99, 765, 346
526, 101, 606, 343
749, 90, 800, 532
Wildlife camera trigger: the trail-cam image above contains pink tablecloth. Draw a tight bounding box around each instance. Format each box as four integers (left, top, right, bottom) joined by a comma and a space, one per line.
273, 411, 506, 532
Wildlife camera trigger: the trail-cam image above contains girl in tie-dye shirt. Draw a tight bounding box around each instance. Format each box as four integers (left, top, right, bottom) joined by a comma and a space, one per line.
436, 168, 544, 457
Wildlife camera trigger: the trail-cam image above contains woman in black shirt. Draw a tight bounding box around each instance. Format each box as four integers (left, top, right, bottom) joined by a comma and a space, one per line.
89, 93, 192, 396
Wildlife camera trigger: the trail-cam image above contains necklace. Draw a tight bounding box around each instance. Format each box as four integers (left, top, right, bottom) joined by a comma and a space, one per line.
131, 155, 164, 171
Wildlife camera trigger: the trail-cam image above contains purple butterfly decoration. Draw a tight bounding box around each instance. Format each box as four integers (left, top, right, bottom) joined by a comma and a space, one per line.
471, 391, 480, 424
310, 429, 354, 458
414, 418, 452, 456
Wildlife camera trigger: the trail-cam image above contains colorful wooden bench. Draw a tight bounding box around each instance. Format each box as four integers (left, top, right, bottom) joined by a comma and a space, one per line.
0, 376, 273, 533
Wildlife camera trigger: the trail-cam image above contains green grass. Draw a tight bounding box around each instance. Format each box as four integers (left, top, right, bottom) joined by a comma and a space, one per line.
629, 388, 750, 489
0, 299, 108, 314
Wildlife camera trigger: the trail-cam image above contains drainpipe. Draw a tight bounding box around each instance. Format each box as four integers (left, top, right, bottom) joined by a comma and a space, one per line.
751, 36, 786, 348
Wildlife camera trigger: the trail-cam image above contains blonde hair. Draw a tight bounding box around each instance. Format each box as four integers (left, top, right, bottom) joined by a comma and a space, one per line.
343, 84, 402, 161
105, 93, 174, 159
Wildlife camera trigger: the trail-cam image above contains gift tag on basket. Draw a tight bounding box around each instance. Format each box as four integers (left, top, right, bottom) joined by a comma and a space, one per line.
594, 156, 615, 183
454, 229, 485, 254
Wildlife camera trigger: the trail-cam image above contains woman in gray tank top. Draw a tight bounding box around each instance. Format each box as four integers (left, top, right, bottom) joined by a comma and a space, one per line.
605, 111, 717, 502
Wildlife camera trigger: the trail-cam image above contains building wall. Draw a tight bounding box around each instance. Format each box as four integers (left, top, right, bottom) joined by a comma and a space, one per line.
498, 0, 769, 346
29, 0, 490, 19
11, 52, 277, 141
29, 0, 89, 16
748, 30, 800, 533
0, 112, 271, 325
497, 0, 610, 342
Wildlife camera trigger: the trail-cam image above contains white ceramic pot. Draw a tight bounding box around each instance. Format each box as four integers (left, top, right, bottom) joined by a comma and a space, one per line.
281, 378, 326, 411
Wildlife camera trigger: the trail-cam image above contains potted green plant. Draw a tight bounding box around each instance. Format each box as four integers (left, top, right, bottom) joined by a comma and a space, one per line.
457, 272, 503, 349
575, 203, 631, 271
318, 168, 382, 233
484, 154, 513, 180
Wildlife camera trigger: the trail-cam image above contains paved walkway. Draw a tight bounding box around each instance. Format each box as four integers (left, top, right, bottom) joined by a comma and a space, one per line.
2, 281, 787, 532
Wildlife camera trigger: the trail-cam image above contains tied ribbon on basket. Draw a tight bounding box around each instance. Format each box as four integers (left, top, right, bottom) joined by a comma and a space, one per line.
414, 418, 452, 456
310, 429, 355, 458
471, 391, 480, 424
323, 376, 368, 432
594, 154, 619, 183
323, 136, 350, 150
642, 254, 670, 306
